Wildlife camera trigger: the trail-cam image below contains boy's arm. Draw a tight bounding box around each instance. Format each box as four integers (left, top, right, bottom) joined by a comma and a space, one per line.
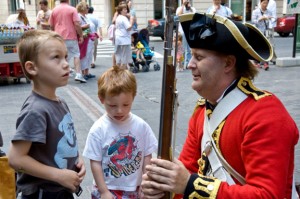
90, 160, 114, 198
8, 140, 81, 192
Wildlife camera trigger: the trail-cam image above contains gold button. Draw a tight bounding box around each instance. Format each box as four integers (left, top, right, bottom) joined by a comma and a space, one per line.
207, 184, 214, 191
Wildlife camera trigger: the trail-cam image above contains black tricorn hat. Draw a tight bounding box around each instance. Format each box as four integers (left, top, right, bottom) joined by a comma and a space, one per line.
179, 13, 273, 62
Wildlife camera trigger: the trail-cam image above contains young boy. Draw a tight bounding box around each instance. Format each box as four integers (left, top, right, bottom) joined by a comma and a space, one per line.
8, 30, 85, 199
83, 66, 158, 199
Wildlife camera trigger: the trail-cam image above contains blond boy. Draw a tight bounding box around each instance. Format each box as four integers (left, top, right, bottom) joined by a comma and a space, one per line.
9, 30, 85, 199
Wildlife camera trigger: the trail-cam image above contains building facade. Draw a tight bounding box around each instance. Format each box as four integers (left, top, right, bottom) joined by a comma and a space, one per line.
0, 0, 284, 35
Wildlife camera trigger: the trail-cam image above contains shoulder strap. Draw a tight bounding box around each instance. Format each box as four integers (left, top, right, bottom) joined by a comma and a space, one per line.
202, 87, 247, 185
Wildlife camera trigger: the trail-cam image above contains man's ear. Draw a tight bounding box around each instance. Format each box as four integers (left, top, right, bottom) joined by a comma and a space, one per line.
24, 61, 37, 76
224, 55, 236, 73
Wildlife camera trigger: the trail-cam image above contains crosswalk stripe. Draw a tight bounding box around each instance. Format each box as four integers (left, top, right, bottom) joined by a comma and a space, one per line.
96, 39, 163, 59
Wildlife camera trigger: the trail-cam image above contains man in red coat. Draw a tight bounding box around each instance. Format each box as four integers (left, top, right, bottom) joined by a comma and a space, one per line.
141, 13, 299, 199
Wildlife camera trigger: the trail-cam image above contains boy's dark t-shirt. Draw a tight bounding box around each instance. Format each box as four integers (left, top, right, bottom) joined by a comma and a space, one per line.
12, 91, 79, 195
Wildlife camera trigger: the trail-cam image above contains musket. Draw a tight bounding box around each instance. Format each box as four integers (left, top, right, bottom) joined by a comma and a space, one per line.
158, 0, 179, 198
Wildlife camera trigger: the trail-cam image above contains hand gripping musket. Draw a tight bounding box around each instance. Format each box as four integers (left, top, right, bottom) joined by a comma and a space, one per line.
158, 0, 179, 198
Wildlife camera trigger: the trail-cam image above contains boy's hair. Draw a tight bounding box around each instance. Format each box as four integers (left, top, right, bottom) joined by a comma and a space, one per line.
98, 66, 137, 99
17, 30, 65, 79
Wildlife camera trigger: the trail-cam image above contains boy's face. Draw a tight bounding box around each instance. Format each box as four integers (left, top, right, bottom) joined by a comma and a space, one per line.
30, 39, 69, 88
100, 92, 134, 123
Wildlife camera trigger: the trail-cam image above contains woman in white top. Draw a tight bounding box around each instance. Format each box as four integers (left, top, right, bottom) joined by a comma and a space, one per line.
77, 2, 96, 79
114, 3, 133, 70
252, 0, 274, 70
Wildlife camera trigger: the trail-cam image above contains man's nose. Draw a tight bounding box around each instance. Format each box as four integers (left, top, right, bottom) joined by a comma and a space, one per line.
186, 58, 194, 69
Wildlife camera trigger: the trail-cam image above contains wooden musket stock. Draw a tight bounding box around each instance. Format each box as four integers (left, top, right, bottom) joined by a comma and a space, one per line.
158, 0, 177, 198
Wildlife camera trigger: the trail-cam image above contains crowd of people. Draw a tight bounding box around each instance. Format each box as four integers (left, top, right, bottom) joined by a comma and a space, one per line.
12, 0, 278, 74
39, 0, 103, 83
4, 0, 300, 199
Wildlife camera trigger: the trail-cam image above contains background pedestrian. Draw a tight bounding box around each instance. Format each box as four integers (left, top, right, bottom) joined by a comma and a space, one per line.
176, 0, 196, 69
126, 0, 138, 31
36, 0, 52, 30
49, 0, 86, 83
252, 0, 274, 70
114, 3, 134, 69
87, 6, 103, 69
206, 0, 233, 18
77, 2, 96, 81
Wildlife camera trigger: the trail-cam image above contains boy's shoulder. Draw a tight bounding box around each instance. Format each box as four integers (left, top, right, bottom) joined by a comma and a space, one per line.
130, 113, 151, 126
22, 92, 67, 111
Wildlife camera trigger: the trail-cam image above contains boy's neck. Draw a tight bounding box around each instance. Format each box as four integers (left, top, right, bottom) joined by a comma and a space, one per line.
32, 87, 58, 101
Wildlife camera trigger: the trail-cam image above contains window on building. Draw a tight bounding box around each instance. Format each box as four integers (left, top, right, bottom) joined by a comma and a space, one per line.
154, 0, 178, 19
70, 0, 80, 7
10, 0, 20, 13
154, 0, 163, 19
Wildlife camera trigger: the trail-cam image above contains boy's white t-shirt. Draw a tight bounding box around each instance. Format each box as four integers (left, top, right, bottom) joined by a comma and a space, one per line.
83, 113, 158, 191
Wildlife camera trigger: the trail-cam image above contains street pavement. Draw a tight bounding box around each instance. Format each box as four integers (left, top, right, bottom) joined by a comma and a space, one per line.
0, 37, 299, 198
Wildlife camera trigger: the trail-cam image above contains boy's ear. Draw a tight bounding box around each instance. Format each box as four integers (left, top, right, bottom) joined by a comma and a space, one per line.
24, 61, 37, 76
99, 96, 105, 104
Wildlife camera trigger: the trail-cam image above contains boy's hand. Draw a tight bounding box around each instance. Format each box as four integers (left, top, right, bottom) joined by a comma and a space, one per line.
76, 157, 86, 183
56, 169, 81, 192
101, 190, 115, 199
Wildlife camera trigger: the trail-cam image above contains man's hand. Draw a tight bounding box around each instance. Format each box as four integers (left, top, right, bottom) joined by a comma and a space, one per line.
141, 158, 191, 198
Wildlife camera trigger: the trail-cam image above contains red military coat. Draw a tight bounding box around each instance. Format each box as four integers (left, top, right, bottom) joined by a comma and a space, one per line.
179, 78, 299, 198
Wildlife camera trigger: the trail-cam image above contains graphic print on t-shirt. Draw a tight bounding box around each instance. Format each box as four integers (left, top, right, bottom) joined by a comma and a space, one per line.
55, 113, 78, 168
107, 133, 142, 178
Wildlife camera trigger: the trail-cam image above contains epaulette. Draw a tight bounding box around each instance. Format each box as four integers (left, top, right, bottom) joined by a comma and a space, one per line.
238, 77, 272, 100
184, 174, 221, 199
193, 98, 206, 114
